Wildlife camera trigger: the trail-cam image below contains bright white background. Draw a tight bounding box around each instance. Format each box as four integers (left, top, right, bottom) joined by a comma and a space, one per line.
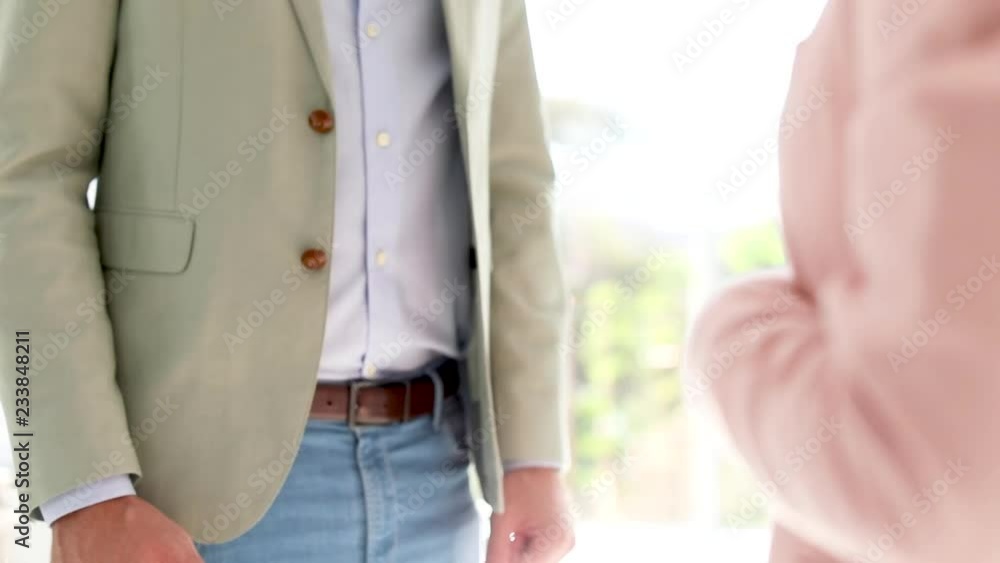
526, 0, 828, 561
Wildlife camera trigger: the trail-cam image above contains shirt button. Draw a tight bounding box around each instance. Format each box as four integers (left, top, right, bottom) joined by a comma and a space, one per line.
365, 23, 380, 38
363, 363, 377, 378
374, 250, 387, 267
375, 132, 392, 148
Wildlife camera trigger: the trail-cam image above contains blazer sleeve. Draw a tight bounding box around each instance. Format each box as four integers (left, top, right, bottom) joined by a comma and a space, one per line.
488, 0, 570, 467
0, 0, 141, 517
687, 1, 1000, 561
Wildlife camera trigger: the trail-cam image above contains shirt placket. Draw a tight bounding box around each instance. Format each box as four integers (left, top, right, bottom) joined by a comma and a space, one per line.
357, 0, 403, 379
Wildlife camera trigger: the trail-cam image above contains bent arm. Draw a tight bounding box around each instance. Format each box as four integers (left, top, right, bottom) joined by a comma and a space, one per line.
688, 1, 1000, 560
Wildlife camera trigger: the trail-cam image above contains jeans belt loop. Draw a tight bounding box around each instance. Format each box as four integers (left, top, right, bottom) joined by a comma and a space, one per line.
402, 379, 413, 423
426, 368, 445, 431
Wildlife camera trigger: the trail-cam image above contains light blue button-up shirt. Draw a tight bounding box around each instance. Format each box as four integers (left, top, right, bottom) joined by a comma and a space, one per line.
41, 0, 472, 522
318, 0, 471, 381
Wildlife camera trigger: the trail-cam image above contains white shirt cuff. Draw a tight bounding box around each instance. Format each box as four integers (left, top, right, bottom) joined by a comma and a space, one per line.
503, 460, 565, 472
40, 475, 137, 523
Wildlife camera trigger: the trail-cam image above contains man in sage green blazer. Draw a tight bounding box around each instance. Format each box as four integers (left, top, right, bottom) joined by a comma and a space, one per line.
0, 0, 572, 561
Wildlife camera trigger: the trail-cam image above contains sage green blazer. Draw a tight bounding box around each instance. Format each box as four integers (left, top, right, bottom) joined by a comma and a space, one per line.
0, 0, 568, 542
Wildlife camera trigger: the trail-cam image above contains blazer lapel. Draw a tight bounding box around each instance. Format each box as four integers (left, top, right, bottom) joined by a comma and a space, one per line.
442, 0, 476, 180
290, 0, 334, 102
442, 0, 473, 97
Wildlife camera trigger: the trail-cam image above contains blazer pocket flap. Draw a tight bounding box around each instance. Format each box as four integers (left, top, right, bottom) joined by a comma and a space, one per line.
96, 210, 195, 274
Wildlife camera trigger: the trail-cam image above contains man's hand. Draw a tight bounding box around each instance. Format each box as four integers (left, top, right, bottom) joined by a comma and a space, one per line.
486, 468, 575, 563
51, 496, 203, 563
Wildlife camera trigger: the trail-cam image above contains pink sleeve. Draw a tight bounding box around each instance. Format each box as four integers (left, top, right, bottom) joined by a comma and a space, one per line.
687, 1, 1000, 561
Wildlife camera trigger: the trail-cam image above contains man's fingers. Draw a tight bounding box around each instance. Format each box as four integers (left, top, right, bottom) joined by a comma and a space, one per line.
486, 515, 517, 563
522, 528, 576, 563
486, 535, 515, 563
491, 523, 575, 563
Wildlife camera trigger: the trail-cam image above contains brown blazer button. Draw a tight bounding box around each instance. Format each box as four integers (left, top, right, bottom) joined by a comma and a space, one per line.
308, 109, 334, 134
301, 248, 328, 271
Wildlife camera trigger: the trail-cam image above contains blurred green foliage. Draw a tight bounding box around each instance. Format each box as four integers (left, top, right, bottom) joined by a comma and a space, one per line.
567, 220, 785, 522
719, 223, 786, 274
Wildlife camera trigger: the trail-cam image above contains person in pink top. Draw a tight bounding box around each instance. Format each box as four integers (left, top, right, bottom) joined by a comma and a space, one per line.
686, 1, 1000, 561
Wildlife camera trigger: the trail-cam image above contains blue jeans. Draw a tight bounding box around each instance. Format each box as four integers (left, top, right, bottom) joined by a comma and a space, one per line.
196, 396, 482, 563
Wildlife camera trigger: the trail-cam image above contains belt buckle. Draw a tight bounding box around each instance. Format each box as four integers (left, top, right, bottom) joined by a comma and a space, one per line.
347, 379, 377, 429
347, 377, 414, 428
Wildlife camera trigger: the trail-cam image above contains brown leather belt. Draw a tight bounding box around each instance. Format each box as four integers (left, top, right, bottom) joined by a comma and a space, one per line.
310, 359, 461, 425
